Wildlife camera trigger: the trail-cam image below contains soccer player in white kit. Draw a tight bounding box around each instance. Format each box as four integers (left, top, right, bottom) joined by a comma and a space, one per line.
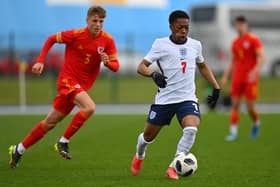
130, 10, 220, 179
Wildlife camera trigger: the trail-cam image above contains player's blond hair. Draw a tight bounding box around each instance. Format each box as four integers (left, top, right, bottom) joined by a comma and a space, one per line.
87, 5, 106, 18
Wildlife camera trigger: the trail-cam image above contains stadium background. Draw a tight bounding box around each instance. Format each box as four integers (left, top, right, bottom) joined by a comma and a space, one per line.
0, 0, 279, 107
0, 1, 279, 187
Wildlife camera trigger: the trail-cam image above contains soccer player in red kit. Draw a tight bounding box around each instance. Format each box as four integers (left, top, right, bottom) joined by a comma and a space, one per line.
221, 16, 265, 141
9, 6, 119, 168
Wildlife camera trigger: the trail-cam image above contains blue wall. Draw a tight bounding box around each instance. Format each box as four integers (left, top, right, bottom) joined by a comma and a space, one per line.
0, 0, 266, 53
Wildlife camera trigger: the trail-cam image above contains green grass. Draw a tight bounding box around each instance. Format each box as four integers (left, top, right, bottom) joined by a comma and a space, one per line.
0, 76, 279, 104
0, 113, 279, 187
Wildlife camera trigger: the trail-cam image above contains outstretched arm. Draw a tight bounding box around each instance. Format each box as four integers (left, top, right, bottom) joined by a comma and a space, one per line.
197, 62, 220, 109
32, 34, 57, 75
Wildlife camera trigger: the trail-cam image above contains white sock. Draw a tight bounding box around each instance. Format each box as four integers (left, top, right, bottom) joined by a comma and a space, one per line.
254, 120, 260, 127
17, 143, 26, 155
59, 136, 69, 143
136, 133, 153, 160
175, 126, 198, 155
230, 125, 238, 135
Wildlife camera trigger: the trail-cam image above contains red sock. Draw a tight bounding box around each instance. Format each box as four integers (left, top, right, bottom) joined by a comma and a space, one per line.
63, 110, 90, 140
250, 111, 259, 123
230, 110, 240, 125
22, 121, 48, 149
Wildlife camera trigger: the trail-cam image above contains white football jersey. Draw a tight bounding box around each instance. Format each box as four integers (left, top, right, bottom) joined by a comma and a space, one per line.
144, 36, 205, 105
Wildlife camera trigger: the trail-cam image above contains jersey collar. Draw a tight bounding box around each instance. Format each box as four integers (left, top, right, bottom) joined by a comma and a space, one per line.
169, 35, 188, 45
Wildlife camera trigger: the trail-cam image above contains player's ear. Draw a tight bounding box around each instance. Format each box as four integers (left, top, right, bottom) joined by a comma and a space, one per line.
169, 24, 174, 31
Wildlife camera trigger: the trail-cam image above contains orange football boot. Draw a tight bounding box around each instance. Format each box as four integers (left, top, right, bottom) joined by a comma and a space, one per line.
131, 155, 144, 176
166, 167, 179, 180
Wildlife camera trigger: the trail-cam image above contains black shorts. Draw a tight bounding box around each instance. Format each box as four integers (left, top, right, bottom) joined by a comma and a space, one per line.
147, 100, 200, 126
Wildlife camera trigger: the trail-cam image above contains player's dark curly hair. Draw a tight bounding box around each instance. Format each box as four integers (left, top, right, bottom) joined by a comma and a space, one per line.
169, 10, 190, 24
87, 5, 106, 18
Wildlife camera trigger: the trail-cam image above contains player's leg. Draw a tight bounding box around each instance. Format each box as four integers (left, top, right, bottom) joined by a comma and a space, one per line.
166, 101, 200, 180
9, 109, 66, 168
226, 96, 241, 141
136, 123, 162, 159
226, 81, 243, 141
167, 114, 200, 180
175, 115, 200, 155
56, 91, 95, 159
131, 104, 174, 176
245, 82, 260, 139
245, 100, 260, 139
131, 123, 162, 176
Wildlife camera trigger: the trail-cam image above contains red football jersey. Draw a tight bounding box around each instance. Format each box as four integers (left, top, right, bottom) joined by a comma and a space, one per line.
58, 27, 117, 90
231, 32, 262, 82
38, 27, 118, 91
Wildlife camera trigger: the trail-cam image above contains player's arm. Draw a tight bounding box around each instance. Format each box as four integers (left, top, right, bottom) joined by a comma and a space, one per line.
197, 63, 220, 90
101, 53, 120, 72
248, 47, 265, 82
32, 34, 57, 75
138, 39, 167, 88
197, 62, 221, 109
101, 37, 120, 72
137, 60, 167, 88
33, 31, 73, 75
221, 56, 233, 88
137, 60, 153, 77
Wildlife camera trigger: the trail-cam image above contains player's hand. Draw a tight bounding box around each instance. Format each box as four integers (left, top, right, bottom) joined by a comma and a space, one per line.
151, 72, 167, 88
32, 62, 44, 75
100, 52, 109, 66
207, 88, 220, 109
248, 69, 257, 83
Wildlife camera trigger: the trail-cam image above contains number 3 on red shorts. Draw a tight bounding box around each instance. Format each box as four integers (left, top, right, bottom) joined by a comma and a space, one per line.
181, 61, 187, 73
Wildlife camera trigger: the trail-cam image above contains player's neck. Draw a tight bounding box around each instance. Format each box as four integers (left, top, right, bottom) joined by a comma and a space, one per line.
88, 28, 102, 38
169, 35, 187, 45
91, 31, 101, 38
239, 31, 248, 37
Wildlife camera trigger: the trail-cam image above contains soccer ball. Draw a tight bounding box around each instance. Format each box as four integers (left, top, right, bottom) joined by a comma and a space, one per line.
172, 152, 198, 176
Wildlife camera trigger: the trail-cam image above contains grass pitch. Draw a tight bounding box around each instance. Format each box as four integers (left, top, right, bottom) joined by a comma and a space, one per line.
0, 113, 279, 187
1, 76, 279, 104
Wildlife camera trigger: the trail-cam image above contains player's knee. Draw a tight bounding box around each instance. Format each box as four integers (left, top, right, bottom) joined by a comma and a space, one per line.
143, 132, 155, 142
247, 108, 255, 116
44, 116, 61, 130
83, 103, 96, 116
44, 123, 56, 130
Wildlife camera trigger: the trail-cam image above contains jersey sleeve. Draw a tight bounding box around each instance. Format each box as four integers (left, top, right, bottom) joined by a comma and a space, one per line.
144, 39, 163, 63
252, 36, 263, 51
105, 37, 117, 56
56, 30, 75, 44
196, 41, 205, 63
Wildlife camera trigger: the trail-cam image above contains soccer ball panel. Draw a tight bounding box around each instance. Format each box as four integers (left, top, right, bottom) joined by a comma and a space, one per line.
172, 152, 198, 176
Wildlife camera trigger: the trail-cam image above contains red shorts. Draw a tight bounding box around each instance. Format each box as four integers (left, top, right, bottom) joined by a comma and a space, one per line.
230, 80, 259, 101
53, 78, 84, 115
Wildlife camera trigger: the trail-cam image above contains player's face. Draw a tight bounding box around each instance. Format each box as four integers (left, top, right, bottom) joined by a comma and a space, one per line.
235, 22, 248, 36
170, 18, 189, 42
87, 14, 104, 37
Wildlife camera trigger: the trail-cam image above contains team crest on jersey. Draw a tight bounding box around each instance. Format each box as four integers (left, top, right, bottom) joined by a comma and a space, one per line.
97, 46, 105, 54
74, 84, 81, 89
179, 48, 187, 60
149, 111, 157, 119
243, 41, 250, 49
